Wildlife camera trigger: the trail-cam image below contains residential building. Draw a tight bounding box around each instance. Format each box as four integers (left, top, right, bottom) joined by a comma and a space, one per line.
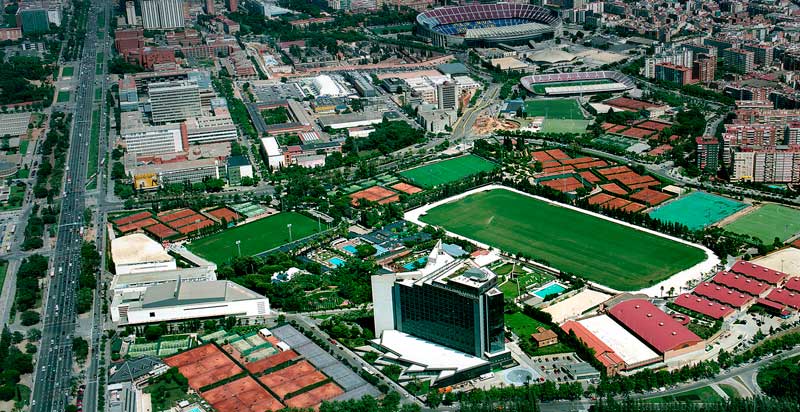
741, 44, 773, 66
644, 47, 693, 78
205, 0, 215, 14
692, 54, 716, 84
732, 149, 800, 183
227, 0, 238, 12
148, 80, 202, 124
531, 327, 558, 347
141, 0, 185, 30
0, 27, 21, 41
696, 136, 720, 171
126, 1, 137, 25
654, 63, 694, 86
722, 48, 755, 74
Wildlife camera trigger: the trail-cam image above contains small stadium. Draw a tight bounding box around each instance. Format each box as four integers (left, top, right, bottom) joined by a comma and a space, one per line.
416, 3, 562, 47
520, 71, 634, 96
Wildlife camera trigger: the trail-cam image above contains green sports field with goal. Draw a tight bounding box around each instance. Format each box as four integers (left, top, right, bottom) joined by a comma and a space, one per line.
525, 98, 585, 120
187, 212, 324, 264
723, 203, 800, 244
420, 189, 706, 290
399, 155, 496, 188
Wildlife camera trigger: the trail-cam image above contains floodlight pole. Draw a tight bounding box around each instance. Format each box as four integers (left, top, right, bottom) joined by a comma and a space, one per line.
236, 240, 241, 257
288, 223, 293, 242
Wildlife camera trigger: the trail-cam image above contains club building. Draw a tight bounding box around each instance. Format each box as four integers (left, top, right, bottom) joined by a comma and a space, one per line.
370, 241, 511, 386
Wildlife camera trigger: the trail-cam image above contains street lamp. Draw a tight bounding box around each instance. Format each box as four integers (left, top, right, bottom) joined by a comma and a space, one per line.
235, 240, 241, 257
287, 223, 293, 242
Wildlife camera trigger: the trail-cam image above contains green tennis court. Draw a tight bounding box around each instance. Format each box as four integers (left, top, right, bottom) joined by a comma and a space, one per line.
399, 155, 496, 188
649, 191, 747, 230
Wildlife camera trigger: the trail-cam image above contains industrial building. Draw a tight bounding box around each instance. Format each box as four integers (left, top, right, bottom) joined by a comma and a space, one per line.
111, 233, 177, 275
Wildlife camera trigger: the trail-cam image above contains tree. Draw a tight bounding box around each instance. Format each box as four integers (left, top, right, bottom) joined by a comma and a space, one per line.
144, 324, 163, 342
26, 328, 41, 342
355, 244, 377, 259
426, 389, 443, 407
20, 310, 40, 326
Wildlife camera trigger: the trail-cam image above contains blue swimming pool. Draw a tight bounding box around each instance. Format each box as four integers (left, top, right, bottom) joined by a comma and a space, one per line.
403, 257, 427, 270
533, 282, 565, 299
343, 245, 358, 254
329, 257, 346, 267
187, 407, 203, 412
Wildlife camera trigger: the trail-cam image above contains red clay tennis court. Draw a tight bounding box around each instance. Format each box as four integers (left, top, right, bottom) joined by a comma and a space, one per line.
630, 188, 673, 206
603, 197, 633, 210
158, 208, 196, 223
600, 183, 628, 195
540, 177, 584, 193
588, 193, 614, 205
579, 171, 600, 183
620, 127, 656, 139
207, 207, 241, 223
203, 376, 284, 412
544, 149, 569, 160
597, 165, 631, 176
635, 120, 671, 131
144, 223, 179, 240
117, 218, 159, 233
259, 361, 327, 399
350, 186, 399, 206
164, 344, 243, 391
176, 219, 215, 234
113, 211, 153, 226
391, 182, 423, 195
531, 150, 555, 162
245, 350, 299, 374
284, 382, 344, 409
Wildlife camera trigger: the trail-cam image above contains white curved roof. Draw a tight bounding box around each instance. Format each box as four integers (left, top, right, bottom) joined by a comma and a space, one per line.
312, 75, 345, 97
111, 233, 173, 265
530, 48, 576, 63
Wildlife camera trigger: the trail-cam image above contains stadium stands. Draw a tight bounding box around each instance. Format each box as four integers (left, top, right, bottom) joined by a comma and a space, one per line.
520, 71, 635, 96
417, 4, 562, 47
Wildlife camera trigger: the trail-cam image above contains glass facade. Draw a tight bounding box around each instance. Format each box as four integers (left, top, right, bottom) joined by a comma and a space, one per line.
395, 283, 481, 356
484, 291, 506, 354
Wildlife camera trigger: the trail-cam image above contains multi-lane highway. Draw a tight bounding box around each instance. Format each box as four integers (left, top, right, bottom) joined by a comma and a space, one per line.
31, 0, 107, 410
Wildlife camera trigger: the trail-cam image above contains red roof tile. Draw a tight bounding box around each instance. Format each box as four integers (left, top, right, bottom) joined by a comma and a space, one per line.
674, 294, 735, 319
712, 271, 771, 296
608, 299, 702, 354
693, 282, 755, 308
730, 261, 788, 285
764, 288, 800, 309
561, 321, 625, 371
784, 277, 800, 293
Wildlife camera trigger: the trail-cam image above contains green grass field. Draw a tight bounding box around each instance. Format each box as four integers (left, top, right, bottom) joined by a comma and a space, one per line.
541, 119, 591, 134
530, 79, 614, 95
647, 386, 725, 403
723, 204, 800, 243
399, 155, 496, 188
525, 98, 585, 120
0, 261, 8, 296
188, 212, 324, 264
61, 66, 74, 77
505, 312, 550, 338
86, 109, 100, 189
94, 87, 102, 101
57, 91, 70, 103
420, 189, 706, 290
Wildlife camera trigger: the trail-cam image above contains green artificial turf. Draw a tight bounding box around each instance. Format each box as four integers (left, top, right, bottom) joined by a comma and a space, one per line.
399, 155, 496, 188
723, 203, 800, 243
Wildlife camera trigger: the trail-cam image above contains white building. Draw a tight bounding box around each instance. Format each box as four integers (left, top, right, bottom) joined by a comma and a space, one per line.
311, 75, 349, 97
111, 266, 217, 295
126, 1, 137, 25
111, 234, 177, 275
184, 115, 238, 144
122, 124, 183, 156
148, 80, 202, 123
110, 279, 270, 325
141, 0, 185, 29
260, 137, 284, 169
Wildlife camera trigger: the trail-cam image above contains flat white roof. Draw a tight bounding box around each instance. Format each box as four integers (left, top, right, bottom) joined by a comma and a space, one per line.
578, 315, 660, 366
543, 289, 611, 323
260, 137, 282, 157
375, 330, 488, 374
111, 234, 174, 266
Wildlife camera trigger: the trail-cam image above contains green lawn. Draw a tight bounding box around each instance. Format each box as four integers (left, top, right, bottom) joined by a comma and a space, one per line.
86, 109, 100, 189
399, 155, 496, 188
719, 384, 738, 399
187, 212, 325, 264
647, 386, 725, 403
57, 91, 70, 103
19, 139, 29, 156
94, 87, 102, 101
723, 203, 800, 243
96, 64, 103, 75
420, 189, 707, 290
498, 269, 554, 299
96, 52, 104, 63
505, 312, 550, 338
0, 185, 25, 211
61, 66, 74, 77
530, 79, 614, 95
0, 261, 8, 296
524, 98, 585, 120
541, 119, 591, 134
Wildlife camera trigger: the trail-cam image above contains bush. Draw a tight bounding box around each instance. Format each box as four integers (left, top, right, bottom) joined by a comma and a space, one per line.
20, 310, 40, 326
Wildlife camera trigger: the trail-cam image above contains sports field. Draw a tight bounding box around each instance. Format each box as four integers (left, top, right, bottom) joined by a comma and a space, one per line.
57, 91, 70, 103
399, 155, 496, 188
649, 191, 747, 231
541, 119, 591, 134
61, 66, 74, 77
525, 98, 585, 120
419, 189, 706, 290
530, 79, 614, 95
723, 203, 800, 243
188, 212, 324, 264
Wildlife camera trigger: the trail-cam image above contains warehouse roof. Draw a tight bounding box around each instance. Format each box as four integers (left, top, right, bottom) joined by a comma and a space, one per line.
784, 277, 800, 293
111, 234, 173, 266
693, 282, 755, 308
608, 299, 702, 354
730, 261, 788, 285
712, 271, 771, 296
674, 294, 735, 320
561, 320, 624, 370
764, 288, 800, 309
578, 315, 660, 367
140, 280, 264, 308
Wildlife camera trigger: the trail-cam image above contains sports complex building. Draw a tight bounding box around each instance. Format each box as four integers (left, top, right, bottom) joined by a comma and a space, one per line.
416, 3, 562, 47
520, 71, 635, 96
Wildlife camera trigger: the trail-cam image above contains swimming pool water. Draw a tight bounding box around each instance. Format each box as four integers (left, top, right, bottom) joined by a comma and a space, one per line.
187, 407, 203, 412
534, 283, 565, 299
403, 257, 427, 270
329, 257, 346, 267
343, 245, 358, 254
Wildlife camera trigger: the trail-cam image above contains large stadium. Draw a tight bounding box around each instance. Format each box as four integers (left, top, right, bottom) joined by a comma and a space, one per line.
520, 71, 635, 96
416, 3, 562, 48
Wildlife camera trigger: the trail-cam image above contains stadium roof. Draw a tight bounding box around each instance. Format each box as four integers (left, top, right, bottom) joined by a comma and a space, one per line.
578, 315, 660, 367
673, 294, 735, 320
730, 261, 788, 285
140, 280, 265, 308
111, 233, 173, 266
712, 271, 771, 296
561, 320, 624, 370
693, 282, 755, 308
608, 299, 702, 354
764, 288, 800, 309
